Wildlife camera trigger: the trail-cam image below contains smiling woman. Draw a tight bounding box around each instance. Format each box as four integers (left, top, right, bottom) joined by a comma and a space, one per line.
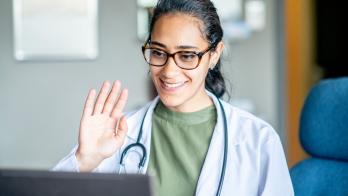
53, 0, 294, 195
145, 13, 224, 112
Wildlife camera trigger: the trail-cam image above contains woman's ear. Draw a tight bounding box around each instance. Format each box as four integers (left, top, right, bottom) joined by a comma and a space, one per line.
210, 41, 224, 67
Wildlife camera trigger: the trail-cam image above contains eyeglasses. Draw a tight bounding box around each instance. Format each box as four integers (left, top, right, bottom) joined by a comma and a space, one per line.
141, 45, 214, 70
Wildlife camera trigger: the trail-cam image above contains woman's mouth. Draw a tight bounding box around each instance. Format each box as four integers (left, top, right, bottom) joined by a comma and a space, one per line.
160, 79, 187, 92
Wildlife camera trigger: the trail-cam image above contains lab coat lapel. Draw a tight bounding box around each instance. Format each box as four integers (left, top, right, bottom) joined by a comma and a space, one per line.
122, 97, 160, 174
195, 93, 226, 196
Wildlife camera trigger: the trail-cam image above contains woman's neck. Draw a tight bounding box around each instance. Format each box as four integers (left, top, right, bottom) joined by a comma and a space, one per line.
164, 91, 213, 113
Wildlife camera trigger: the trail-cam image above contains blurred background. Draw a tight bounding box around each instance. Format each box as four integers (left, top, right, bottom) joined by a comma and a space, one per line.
0, 0, 346, 169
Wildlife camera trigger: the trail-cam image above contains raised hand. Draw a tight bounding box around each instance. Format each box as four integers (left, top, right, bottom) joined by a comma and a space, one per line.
76, 81, 128, 172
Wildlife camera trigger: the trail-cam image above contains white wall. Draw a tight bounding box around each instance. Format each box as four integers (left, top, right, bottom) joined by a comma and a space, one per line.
0, 0, 283, 169
0, 0, 150, 169
223, 0, 280, 131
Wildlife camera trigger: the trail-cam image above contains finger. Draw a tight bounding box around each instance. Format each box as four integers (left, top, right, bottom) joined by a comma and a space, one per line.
111, 89, 128, 119
102, 80, 121, 115
115, 116, 128, 141
93, 81, 111, 115
82, 89, 96, 118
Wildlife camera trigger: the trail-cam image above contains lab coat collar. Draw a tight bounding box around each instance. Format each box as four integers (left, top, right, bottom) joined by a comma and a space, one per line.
126, 96, 159, 142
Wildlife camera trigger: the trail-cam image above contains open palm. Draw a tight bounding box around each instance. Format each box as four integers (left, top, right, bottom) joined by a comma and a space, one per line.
76, 81, 128, 171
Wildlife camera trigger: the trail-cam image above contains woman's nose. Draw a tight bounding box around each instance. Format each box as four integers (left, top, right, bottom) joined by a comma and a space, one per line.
161, 56, 180, 77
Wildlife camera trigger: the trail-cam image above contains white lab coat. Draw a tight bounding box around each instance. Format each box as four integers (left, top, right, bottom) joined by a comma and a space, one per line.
53, 92, 294, 196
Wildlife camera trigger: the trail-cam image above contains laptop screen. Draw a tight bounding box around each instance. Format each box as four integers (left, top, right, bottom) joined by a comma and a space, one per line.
0, 169, 153, 196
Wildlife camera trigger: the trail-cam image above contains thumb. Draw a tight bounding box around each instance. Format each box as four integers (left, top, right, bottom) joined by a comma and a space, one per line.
115, 115, 128, 141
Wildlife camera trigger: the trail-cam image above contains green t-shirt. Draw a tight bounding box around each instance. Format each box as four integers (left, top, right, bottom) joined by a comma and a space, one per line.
147, 101, 217, 196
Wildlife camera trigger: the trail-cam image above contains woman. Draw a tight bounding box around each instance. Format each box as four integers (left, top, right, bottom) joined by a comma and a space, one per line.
54, 0, 294, 195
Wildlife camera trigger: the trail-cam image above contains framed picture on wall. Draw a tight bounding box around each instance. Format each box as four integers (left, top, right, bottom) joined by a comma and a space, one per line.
13, 0, 99, 61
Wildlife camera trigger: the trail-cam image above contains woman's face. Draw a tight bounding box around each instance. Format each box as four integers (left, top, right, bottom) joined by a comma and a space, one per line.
149, 13, 223, 112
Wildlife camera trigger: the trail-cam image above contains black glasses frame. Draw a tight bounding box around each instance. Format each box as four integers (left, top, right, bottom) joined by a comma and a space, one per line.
141, 44, 215, 70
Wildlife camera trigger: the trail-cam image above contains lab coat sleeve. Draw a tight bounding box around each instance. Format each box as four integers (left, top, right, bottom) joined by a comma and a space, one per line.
52, 146, 80, 172
52, 145, 120, 173
258, 133, 294, 196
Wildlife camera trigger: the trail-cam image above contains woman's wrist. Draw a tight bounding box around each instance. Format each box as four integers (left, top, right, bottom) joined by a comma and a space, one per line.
75, 149, 104, 172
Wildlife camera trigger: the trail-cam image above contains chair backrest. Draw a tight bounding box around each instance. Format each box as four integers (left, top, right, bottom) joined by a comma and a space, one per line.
290, 77, 348, 196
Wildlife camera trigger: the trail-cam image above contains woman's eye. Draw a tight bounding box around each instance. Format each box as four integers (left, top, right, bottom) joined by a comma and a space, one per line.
179, 53, 196, 61
151, 50, 165, 58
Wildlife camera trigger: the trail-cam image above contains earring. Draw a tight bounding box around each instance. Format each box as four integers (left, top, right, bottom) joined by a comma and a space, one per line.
210, 64, 216, 70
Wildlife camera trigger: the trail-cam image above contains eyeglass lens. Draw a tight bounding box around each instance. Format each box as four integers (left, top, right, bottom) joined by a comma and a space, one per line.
143, 48, 200, 69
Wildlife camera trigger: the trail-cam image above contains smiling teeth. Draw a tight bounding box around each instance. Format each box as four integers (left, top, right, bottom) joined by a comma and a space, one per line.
163, 82, 185, 88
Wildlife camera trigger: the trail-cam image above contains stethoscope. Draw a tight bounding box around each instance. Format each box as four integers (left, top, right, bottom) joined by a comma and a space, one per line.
119, 96, 228, 196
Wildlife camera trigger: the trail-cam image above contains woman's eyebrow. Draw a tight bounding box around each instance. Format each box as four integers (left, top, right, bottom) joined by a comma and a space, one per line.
176, 45, 199, 50
150, 41, 199, 50
149, 41, 166, 48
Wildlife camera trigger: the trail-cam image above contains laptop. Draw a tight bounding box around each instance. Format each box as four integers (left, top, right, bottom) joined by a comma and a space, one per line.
0, 169, 153, 196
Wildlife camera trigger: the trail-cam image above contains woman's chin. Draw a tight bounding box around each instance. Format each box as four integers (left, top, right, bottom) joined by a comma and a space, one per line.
158, 94, 184, 109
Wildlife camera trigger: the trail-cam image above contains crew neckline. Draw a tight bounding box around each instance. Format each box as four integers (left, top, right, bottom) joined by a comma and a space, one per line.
154, 101, 216, 125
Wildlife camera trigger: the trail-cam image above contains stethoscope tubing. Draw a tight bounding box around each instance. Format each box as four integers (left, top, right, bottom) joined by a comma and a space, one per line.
119, 106, 150, 169
119, 96, 228, 196
215, 98, 228, 196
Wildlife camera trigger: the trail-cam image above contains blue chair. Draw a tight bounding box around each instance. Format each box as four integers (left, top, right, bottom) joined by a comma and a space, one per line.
290, 77, 348, 195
